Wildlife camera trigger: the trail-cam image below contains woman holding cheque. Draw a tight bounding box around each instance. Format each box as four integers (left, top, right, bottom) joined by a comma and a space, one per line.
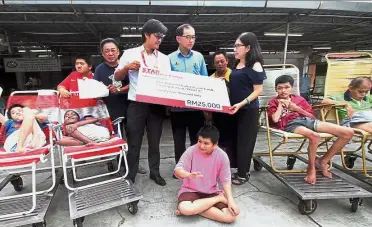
227, 32, 266, 185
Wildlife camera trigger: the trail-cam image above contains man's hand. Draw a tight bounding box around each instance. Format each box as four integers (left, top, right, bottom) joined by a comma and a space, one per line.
187, 172, 203, 179
108, 85, 120, 94
125, 61, 141, 71
345, 103, 355, 118
66, 124, 78, 134
287, 102, 299, 112
228, 199, 240, 216
60, 89, 71, 98
279, 99, 290, 108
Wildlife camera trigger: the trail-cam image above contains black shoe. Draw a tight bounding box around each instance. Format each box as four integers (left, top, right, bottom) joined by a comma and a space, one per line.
150, 174, 166, 186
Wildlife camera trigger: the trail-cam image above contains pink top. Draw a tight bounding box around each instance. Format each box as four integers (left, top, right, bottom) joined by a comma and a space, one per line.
174, 145, 231, 197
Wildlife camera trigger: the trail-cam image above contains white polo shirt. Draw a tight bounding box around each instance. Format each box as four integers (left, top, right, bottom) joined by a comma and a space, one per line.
116, 45, 171, 101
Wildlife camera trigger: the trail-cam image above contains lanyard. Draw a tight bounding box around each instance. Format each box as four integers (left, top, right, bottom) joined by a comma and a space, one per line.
141, 50, 159, 69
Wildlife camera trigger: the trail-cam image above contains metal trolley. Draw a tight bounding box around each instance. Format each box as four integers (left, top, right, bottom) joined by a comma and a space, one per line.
252, 64, 372, 215
0, 90, 63, 227
319, 52, 372, 190
56, 95, 142, 227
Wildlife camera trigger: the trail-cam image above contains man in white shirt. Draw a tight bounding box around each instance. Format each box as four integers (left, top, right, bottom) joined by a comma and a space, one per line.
115, 19, 171, 186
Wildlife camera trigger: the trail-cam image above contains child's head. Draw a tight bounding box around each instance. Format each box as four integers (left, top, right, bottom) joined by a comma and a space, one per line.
64, 110, 80, 125
7, 104, 25, 122
196, 125, 220, 155
348, 77, 372, 101
275, 75, 294, 99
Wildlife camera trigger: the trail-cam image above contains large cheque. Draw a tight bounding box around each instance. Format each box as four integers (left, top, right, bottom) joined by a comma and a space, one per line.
136, 67, 231, 113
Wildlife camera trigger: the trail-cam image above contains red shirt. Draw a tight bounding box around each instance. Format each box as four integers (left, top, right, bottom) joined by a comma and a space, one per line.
58, 71, 93, 93
267, 94, 314, 131
58, 71, 96, 108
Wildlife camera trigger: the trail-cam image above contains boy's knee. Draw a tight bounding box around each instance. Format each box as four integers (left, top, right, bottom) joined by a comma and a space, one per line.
221, 214, 236, 223
308, 132, 321, 143
178, 203, 196, 216
343, 128, 354, 139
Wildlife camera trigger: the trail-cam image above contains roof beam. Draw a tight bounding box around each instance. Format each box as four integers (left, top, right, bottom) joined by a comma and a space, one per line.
0, 20, 370, 27
71, 6, 100, 39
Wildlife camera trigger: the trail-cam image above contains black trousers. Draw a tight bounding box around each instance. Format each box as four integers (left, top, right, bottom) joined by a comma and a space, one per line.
212, 112, 233, 148
228, 108, 260, 177
170, 111, 205, 163
126, 101, 165, 181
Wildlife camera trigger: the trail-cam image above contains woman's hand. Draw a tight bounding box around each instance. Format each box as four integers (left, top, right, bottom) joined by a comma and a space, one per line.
229, 101, 245, 114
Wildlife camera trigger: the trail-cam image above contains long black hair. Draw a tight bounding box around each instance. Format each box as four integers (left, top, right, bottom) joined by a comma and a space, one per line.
235, 32, 264, 68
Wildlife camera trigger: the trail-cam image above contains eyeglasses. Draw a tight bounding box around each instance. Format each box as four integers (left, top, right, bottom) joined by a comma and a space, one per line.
154, 33, 166, 40
180, 35, 197, 41
103, 49, 118, 54
233, 44, 246, 48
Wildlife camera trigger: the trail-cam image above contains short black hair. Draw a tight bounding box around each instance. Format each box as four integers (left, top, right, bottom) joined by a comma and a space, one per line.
349, 76, 372, 88
197, 125, 220, 145
7, 104, 24, 119
213, 50, 228, 61
142, 19, 168, 42
275, 75, 294, 87
75, 55, 92, 66
100, 38, 119, 52
176, 24, 193, 36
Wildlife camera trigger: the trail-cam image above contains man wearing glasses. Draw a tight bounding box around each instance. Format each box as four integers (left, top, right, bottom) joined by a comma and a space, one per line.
114, 19, 171, 186
94, 38, 147, 175
168, 24, 208, 178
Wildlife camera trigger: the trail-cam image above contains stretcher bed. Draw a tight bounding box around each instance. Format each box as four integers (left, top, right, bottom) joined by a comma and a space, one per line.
0, 90, 63, 227
252, 64, 372, 215
56, 95, 142, 227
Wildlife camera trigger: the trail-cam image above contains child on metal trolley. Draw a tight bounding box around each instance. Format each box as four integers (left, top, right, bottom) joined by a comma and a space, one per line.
267, 75, 354, 184
1, 104, 49, 153
56, 110, 110, 147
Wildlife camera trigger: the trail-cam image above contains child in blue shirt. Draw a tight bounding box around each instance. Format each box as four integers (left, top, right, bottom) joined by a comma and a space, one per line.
0, 104, 49, 152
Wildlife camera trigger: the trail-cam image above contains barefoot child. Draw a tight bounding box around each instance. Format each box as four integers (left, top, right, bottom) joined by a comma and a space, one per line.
0, 104, 49, 152
174, 125, 239, 223
267, 75, 354, 184
57, 110, 110, 146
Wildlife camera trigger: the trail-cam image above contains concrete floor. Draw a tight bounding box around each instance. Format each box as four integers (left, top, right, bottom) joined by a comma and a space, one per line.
1, 120, 372, 227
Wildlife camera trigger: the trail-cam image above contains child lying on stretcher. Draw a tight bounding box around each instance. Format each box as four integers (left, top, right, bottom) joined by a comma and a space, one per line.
56, 110, 110, 146
322, 76, 372, 134
267, 75, 354, 184
0, 104, 49, 153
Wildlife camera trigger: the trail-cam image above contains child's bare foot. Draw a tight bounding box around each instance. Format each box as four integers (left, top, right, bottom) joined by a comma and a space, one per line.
216, 192, 228, 204
304, 167, 316, 184
316, 158, 332, 179
175, 209, 182, 216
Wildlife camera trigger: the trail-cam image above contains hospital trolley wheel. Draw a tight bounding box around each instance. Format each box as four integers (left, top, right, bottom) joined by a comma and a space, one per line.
32, 221, 46, 227
286, 156, 296, 170
344, 155, 356, 169
10, 176, 23, 192
298, 199, 317, 215
350, 198, 361, 213
107, 162, 115, 172
253, 160, 262, 171
73, 217, 84, 227
128, 201, 139, 215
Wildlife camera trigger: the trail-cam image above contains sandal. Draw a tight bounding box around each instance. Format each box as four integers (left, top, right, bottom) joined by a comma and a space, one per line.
231, 173, 249, 185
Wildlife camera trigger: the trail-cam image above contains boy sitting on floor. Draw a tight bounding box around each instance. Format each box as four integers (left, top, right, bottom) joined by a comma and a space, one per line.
0, 104, 49, 153
267, 75, 354, 184
174, 125, 239, 223
57, 110, 110, 146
